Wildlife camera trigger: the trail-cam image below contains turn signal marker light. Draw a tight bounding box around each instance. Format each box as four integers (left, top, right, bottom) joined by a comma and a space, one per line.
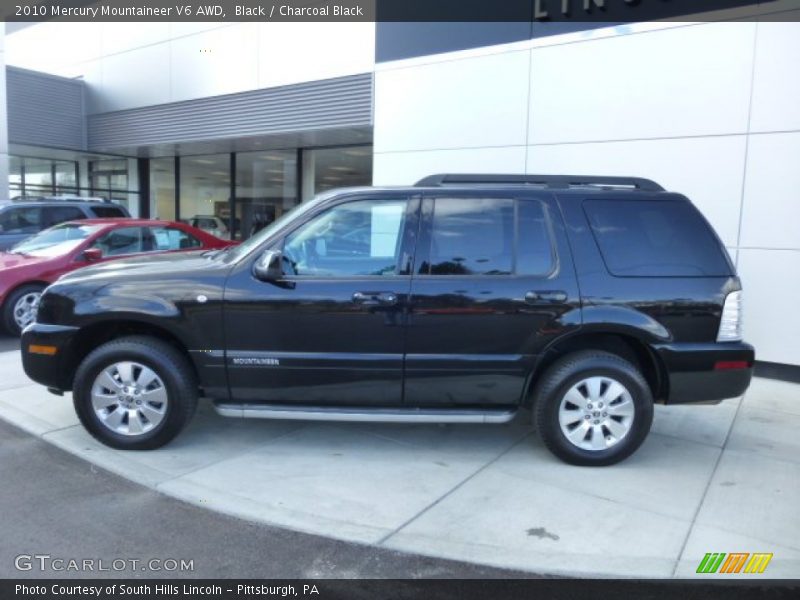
29, 344, 58, 356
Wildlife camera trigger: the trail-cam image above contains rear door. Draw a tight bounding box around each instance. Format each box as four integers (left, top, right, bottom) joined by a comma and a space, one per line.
403, 191, 581, 407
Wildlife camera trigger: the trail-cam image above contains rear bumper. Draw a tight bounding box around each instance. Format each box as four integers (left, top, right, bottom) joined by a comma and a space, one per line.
21, 323, 80, 392
654, 342, 755, 404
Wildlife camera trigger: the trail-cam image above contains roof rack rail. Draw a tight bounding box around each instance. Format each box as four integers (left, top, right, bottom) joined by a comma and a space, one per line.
415, 174, 665, 192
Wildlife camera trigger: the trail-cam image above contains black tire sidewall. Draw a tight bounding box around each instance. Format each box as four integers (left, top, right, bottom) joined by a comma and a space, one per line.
3, 284, 45, 336
73, 339, 195, 450
536, 354, 654, 466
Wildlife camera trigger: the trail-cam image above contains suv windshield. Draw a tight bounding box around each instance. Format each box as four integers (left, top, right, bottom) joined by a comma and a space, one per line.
10, 223, 102, 257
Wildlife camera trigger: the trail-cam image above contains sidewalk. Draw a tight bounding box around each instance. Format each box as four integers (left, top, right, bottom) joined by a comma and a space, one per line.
0, 347, 797, 578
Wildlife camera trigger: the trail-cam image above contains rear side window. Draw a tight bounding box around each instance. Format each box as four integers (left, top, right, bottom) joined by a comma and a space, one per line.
90, 205, 127, 218
584, 199, 731, 277
428, 198, 514, 275
423, 198, 554, 276
44, 206, 85, 227
147, 226, 202, 251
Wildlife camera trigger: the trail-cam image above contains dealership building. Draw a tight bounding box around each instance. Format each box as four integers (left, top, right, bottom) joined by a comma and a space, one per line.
0, 3, 798, 370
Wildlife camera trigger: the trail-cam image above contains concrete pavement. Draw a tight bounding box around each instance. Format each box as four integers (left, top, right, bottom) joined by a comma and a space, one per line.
0, 344, 797, 579
0, 418, 533, 579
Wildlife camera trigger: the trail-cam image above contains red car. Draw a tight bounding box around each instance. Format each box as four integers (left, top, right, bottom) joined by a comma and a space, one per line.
0, 218, 233, 335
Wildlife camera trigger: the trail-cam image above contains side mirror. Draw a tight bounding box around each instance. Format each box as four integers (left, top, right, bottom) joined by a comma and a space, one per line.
82, 248, 103, 262
253, 250, 284, 282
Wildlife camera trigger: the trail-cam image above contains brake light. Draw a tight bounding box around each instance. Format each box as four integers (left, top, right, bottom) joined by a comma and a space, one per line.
717, 291, 742, 342
714, 361, 749, 371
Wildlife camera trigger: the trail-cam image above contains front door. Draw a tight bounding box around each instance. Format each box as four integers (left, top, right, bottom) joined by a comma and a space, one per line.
223, 194, 418, 406
404, 192, 580, 407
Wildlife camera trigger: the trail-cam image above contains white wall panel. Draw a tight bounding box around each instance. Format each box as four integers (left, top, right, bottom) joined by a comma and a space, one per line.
526, 136, 747, 247
738, 249, 800, 365
740, 132, 800, 250
257, 23, 375, 89
99, 43, 171, 112
749, 18, 800, 133
169, 23, 259, 103
5, 23, 102, 73
101, 23, 172, 56
374, 50, 530, 153
373, 147, 527, 186
528, 23, 756, 144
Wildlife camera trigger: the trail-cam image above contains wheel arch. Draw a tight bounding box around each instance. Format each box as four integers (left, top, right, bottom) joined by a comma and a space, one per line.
1, 280, 50, 308
523, 329, 668, 408
64, 319, 201, 393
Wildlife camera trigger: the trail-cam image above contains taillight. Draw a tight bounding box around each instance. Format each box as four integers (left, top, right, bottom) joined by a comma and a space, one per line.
717, 291, 743, 342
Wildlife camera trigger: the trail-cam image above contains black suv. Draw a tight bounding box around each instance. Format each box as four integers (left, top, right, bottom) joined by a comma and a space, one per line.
0, 198, 130, 250
21, 174, 754, 466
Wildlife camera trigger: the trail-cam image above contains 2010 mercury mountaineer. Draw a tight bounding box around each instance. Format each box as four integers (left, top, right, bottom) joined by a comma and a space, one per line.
21, 174, 755, 466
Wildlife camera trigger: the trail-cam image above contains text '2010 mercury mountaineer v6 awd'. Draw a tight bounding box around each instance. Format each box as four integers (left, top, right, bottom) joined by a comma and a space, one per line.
21, 174, 754, 466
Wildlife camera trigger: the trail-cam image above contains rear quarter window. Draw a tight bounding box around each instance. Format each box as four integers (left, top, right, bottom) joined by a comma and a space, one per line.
89, 205, 128, 218
583, 199, 731, 277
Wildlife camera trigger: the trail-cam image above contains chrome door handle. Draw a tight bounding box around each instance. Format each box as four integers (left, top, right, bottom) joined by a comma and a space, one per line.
353, 292, 398, 306
525, 290, 568, 304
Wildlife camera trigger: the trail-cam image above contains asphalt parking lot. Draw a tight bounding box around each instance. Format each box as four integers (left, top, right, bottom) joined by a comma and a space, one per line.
0, 340, 798, 579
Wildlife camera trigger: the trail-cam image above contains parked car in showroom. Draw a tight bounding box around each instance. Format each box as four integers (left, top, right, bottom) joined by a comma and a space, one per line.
21, 174, 754, 466
0, 197, 130, 251
187, 215, 229, 239
1, 218, 233, 335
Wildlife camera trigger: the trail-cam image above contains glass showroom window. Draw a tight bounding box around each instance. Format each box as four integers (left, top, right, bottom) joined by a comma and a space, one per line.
150, 158, 176, 221
302, 145, 372, 201
21, 157, 53, 197
236, 150, 298, 240
179, 154, 231, 237
8, 156, 79, 198
8, 156, 23, 199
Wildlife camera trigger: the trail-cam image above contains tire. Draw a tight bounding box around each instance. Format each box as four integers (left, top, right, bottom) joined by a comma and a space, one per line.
533, 351, 654, 466
72, 336, 198, 450
3, 283, 45, 336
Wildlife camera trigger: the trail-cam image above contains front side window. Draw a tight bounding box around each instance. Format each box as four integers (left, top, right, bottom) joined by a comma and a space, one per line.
282, 198, 407, 277
92, 226, 144, 257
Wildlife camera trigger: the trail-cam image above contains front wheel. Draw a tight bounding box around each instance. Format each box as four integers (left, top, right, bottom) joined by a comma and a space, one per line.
72, 336, 198, 450
533, 351, 654, 466
3, 283, 45, 336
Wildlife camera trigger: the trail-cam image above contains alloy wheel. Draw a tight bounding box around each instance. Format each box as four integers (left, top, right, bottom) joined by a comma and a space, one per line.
13, 291, 41, 330
558, 376, 635, 452
91, 361, 169, 436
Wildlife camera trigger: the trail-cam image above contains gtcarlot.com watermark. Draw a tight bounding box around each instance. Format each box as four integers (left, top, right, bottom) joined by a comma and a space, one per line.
15, 554, 194, 573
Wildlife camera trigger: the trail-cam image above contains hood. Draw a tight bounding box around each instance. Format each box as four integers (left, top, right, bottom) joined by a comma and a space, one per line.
0, 251, 53, 273
56, 249, 228, 285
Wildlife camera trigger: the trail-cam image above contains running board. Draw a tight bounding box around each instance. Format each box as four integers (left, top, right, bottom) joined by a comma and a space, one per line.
213, 403, 518, 424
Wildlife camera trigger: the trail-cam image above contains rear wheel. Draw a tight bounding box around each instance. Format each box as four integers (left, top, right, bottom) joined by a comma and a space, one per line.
533, 351, 654, 466
3, 283, 45, 336
73, 336, 198, 450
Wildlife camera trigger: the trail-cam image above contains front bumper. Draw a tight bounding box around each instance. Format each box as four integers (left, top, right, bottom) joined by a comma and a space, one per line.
654, 342, 755, 404
21, 323, 80, 392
